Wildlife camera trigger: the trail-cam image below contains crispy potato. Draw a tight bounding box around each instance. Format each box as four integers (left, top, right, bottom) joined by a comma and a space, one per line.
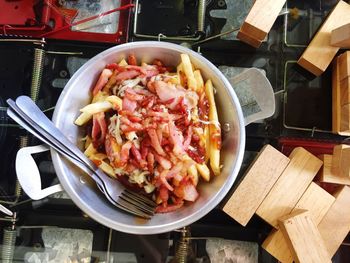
75, 101, 112, 126
188, 164, 199, 186
204, 125, 210, 162
180, 54, 197, 91
105, 95, 122, 110
194, 70, 204, 93
75, 112, 92, 126
118, 58, 128, 66
84, 142, 97, 157
196, 163, 210, 182
205, 79, 221, 176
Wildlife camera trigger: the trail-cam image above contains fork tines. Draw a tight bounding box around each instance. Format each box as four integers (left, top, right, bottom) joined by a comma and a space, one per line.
119, 190, 156, 218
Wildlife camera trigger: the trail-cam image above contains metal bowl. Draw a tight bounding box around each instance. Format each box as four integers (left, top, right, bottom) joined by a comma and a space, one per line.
51, 41, 245, 234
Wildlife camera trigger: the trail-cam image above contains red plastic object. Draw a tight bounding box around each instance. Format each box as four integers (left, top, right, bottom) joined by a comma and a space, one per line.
0, 0, 133, 44
0, 0, 36, 26
278, 137, 340, 156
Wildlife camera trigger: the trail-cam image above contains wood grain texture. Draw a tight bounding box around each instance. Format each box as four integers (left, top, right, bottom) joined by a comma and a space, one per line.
331, 23, 350, 48
340, 78, 350, 106
262, 182, 335, 263
331, 144, 350, 177
333, 57, 341, 133
339, 52, 350, 81
223, 145, 290, 226
256, 147, 323, 228
237, 30, 262, 48
333, 56, 350, 135
340, 104, 350, 131
278, 210, 332, 263
318, 154, 350, 185
297, 1, 350, 76
318, 186, 350, 257
240, 0, 286, 40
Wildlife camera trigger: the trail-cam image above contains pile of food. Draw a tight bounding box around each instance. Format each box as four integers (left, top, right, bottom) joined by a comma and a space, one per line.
74, 53, 221, 213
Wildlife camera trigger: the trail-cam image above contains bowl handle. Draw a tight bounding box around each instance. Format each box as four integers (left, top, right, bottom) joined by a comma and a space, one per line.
231, 68, 276, 126
15, 144, 63, 200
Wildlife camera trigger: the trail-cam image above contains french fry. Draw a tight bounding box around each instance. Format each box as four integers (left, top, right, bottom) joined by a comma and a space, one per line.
75, 101, 113, 126
188, 164, 199, 186
75, 112, 92, 126
118, 58, 128, 66
196, 163, 210, 182
84, 142, 97, 157
194, 70, 204, 93
204, 125, 210, 162
105, 95, 122, 110
92, 91, 108, 103
98, 160, 116, 178
80, 101, 112, 114
180, 54, 197, 91
205, 79, 221, 176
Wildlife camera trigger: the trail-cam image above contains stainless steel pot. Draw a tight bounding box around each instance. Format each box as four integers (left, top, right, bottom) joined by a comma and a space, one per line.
51, 41, 246, 234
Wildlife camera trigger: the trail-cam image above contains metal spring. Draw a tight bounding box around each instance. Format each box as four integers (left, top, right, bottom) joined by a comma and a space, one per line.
14, 136, 29, 199
197, 0, 206, 32
174, 227, 194, 263
31, 48, 45, 103
1, 227, 17, 263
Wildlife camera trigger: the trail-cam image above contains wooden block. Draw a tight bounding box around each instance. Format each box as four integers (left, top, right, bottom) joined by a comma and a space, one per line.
331, 23, 350, 48
256, 147, 323, 228
340, 104, 350, 131
333, 56, 350, 135
340, 78, 350, 106
262, 182, 335, 263
278, 210, 332, 263
222, 145, 290, 226
240, 0, 286, 41
331, 144, 350, 177
318, 154, 350, 185
333, 57, 341, 133
339, 52, 350, 81
318, 186, 350, 257
297, 1, 350, 76
237, 30, 262, 48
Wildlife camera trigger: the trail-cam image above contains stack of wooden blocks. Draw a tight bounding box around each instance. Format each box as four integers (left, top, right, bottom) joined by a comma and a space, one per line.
297, 1, 350, 76
333, 51, 350, 135
223, 145, 350, 263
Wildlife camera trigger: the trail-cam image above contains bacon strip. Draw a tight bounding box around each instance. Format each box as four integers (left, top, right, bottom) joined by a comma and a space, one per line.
168, 120, 185, 156
92, 112, 107, 148
92, 69, 113, 96
147, 129, 165, 156
120, 141, 132, 166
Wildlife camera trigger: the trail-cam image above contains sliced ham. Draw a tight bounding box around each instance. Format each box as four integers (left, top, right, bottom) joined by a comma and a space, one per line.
158, 185, 169, 203
92, 69, 113, 96
122, 97, 137, 112
183, 182, 199, 202
183, 126, 193, 150
115, 70, 140, 82
146, 152, 155, 173
92, 112, 107, 148
130, 143, 147, 168
168, 120, 185, 157
160, 170, 174, 191
120, 141, 132, 166
154, 153, 172, 170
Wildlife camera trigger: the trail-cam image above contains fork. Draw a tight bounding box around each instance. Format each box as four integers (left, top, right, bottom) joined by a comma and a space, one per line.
7, 96, 156, 219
